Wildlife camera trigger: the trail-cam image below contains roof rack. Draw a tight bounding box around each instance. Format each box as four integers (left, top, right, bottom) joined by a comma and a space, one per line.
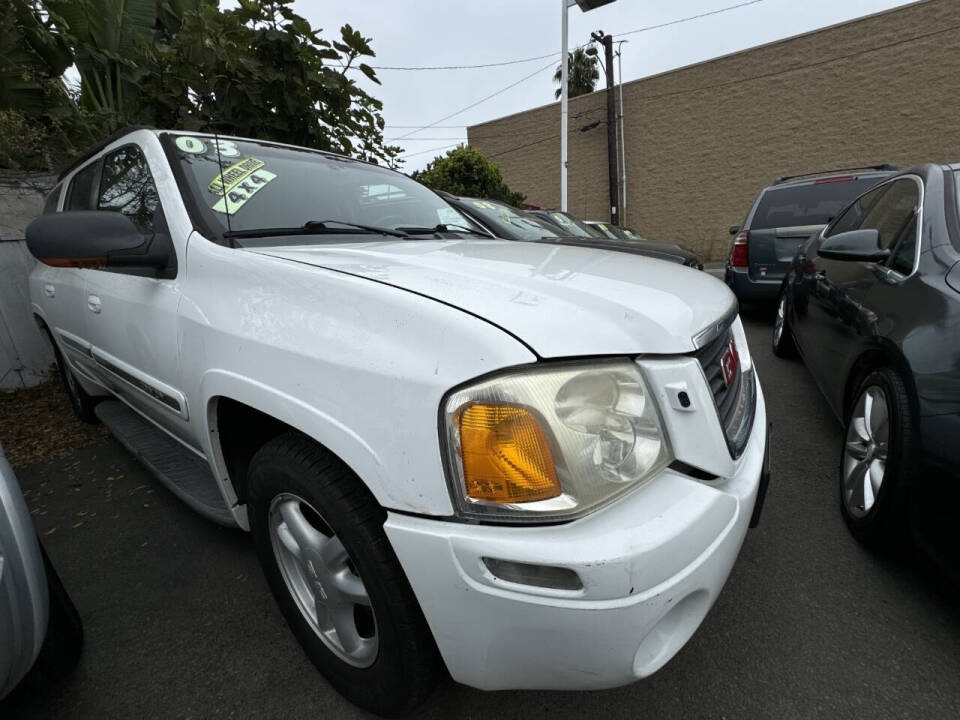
772, 163, 898, 185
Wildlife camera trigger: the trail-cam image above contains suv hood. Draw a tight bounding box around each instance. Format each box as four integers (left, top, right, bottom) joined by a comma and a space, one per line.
250, 239, 734, 357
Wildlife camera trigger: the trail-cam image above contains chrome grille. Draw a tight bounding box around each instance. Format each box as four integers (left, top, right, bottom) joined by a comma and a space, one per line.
695, 326, 756, 458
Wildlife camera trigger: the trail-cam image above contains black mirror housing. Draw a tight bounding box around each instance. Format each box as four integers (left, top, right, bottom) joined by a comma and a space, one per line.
729, 225, 740, 235
25, 211, 174, 276
818, 228, 889, 263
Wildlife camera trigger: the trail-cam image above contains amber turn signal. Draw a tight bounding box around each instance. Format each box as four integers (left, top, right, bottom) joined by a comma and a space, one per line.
456, 403, 561, 503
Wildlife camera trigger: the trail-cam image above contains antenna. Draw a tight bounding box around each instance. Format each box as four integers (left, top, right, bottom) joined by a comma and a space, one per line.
195, 0, 235, 244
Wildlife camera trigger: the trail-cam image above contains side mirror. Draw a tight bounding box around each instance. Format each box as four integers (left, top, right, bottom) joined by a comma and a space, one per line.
818, 228, 889, 262
729, 225, 740, 236
26, 211, 172, 274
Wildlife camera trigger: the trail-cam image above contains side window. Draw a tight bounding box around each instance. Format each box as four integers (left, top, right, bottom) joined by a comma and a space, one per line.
42, 182, 63, 214
66, 162, 100, 211
858, 178, 920, 250
98, 146, 161, 233
825, 184, 888, 238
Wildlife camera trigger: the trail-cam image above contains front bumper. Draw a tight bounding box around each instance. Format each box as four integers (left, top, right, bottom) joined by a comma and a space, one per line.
385, 382, 768, 691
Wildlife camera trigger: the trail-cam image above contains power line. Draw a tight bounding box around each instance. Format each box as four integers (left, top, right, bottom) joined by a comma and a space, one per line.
389, 58, 558, 142
399, 142, 463, 159
480, 22, 960, 163
364, 50, 561, 71
614, 0, 764, 39
359, 1, 766, 72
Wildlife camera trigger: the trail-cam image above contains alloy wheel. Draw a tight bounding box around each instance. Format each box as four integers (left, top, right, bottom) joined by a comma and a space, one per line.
268, 492, 378, 667
773, 293, 786, 348
842, 386, 890, 518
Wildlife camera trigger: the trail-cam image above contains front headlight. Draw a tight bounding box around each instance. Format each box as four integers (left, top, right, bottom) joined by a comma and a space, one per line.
441, 360, 672, 523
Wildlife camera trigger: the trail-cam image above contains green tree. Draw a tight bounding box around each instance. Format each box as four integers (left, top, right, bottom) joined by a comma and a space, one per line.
552, 48, 599, 100
412, 145, 525, 207
133, 0, 400, 164
0, 0, 400, 169
0, 0, 98, 169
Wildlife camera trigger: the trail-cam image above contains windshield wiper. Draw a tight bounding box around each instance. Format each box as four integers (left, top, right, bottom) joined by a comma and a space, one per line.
396, 223, 490, 237
224, 219, 409, 240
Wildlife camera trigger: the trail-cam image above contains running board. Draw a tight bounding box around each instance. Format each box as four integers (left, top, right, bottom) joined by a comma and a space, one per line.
94, 400, 236, 527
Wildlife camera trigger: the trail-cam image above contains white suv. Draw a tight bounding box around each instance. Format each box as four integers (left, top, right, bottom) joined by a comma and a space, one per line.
26, 128, 769, 715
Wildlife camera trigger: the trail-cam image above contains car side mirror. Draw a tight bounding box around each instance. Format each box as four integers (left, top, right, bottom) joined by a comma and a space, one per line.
818, 228, 889, 262
26, 211, 173, 275
728, 225, 740, 235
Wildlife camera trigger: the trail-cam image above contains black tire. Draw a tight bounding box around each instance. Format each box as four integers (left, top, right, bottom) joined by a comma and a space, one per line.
771, 285, 797, 358
248, 432, 441, 716
21, 544, 84, 688
839, 368, 915, 545
48, 333, 100, 424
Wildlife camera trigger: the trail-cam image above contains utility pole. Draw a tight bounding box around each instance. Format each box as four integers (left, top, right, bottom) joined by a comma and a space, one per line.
561, 1, 618, 212
593, 31, 619, 225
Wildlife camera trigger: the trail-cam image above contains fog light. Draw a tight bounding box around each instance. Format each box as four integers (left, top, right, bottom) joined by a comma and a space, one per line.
482, 557, 583, 591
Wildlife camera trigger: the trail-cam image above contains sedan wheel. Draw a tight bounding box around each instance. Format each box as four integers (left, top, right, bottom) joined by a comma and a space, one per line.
268, 493, 377, 668
839, 368, 914, 544
842, 386, 889, 518
771, 287, 796, 358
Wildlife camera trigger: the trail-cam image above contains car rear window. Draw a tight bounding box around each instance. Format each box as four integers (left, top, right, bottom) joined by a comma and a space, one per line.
750, 177, 883, 230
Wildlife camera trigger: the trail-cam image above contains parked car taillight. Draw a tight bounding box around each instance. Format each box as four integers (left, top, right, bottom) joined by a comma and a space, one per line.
730, 230, 750, 267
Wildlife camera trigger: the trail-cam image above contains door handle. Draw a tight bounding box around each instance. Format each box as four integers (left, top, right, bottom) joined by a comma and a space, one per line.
87, 295, 101, 314
43, 284, 55, 298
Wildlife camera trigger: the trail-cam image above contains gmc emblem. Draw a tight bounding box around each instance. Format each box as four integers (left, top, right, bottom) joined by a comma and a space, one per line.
721, 339, 740, 388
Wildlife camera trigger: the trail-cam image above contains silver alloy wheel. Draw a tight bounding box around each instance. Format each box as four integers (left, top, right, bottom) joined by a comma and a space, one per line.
268, 492, 378, 667
773, 293, 786, 347
842, 386, 890, 518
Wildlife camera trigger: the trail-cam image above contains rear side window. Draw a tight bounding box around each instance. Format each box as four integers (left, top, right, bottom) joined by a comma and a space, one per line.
750, 178, 883, 230
98, 146, 161, 233
42, 183, 63, 214
66, 162, 100, 211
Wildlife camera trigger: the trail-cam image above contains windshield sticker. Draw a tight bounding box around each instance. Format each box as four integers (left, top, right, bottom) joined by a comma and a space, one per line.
175, 135, 206, 154
208, 157, 265, 195
209, 158, 277, 215
551, 212, 572, 226
175, 136, 241, 158
471, 200, 496, 210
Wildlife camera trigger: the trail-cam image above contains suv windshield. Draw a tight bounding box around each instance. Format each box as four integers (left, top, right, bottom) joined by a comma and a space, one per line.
751, 178, 883, 230
162, 134, 478, 243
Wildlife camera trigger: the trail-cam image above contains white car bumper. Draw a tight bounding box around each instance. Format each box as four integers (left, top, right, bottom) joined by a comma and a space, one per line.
385, 383, 768, 691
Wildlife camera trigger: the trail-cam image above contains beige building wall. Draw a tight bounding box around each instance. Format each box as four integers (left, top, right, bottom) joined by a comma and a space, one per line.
467, 0, 960, 260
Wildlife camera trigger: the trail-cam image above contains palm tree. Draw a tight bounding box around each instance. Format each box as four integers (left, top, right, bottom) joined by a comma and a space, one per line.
553, 48, 599, 100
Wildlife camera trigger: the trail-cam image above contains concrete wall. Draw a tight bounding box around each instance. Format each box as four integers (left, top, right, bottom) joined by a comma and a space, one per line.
0, 171, 56, 388
467, 0, 960, 260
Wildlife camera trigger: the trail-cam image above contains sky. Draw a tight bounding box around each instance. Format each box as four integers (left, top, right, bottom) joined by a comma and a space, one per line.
290, 0, 918, 170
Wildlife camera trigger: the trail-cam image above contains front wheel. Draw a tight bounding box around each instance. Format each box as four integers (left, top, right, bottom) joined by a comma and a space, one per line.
771, 286, 796, 358
839, 369, 915, 545
248, 433, 440, 716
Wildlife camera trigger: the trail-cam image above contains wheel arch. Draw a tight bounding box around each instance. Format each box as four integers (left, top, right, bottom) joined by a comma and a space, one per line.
201, 371, 393, 530
843, 342, 919, 421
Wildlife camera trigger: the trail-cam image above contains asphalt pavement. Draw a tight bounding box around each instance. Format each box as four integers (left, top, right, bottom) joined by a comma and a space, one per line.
5, 308, 960, 719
